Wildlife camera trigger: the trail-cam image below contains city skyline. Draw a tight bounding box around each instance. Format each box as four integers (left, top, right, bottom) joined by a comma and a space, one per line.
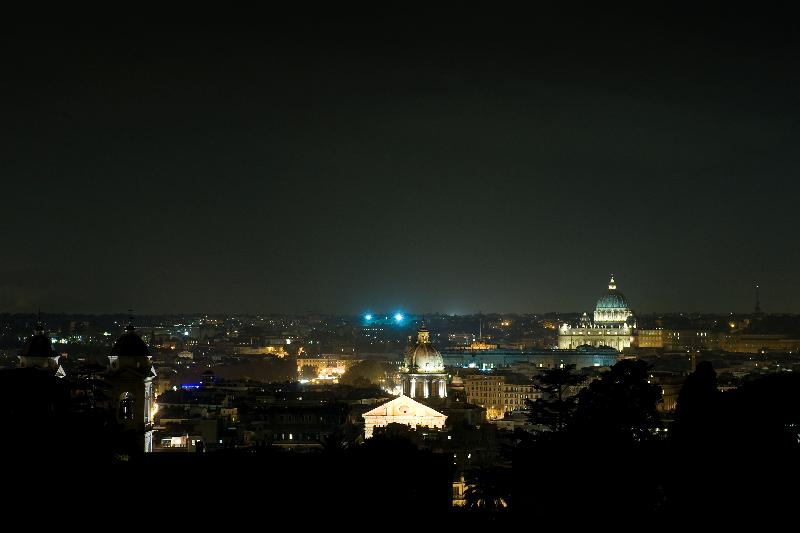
0, 274, 777, 316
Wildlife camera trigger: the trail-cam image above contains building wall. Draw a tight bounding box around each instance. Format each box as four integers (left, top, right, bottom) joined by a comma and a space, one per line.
464, 375, 541, 420
637, 329, 664, 348
721, 335, 800, 354
558, 327, 632, 351
295, 357, 361, 380
636, 331, 800, 354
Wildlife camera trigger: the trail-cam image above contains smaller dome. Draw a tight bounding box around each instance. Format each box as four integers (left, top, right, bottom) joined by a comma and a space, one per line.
21, 321, 56, 358
409, 344, 444, 372
405, 326, 444, 373
110, 325, 150, 358
21, 333, 56, 359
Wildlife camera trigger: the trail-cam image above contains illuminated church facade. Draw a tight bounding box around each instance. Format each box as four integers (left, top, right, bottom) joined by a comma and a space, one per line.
363, 325, 448, 437
558, 275, 636, 351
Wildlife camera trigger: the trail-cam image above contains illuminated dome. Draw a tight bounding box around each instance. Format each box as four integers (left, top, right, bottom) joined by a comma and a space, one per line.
405, 326, 444, 373
596, 292, 629, 310
593, 275, 633, 325
595, 275, 629, 309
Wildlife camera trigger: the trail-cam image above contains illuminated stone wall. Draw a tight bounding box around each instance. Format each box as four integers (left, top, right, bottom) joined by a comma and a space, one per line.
558, 325, 633, 351
362, 395, 447, 438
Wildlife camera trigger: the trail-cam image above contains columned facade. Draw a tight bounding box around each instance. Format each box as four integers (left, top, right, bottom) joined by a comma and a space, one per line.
403, 374, 448, 399
400, 325, 448, 400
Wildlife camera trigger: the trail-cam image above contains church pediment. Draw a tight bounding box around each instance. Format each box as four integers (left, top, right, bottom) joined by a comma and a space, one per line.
363, 395, 446, 420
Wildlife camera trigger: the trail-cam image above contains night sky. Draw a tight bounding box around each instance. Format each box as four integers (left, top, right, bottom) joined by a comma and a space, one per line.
3, 8, 799, 314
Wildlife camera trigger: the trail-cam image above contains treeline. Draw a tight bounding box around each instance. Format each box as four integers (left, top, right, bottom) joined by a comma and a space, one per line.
503, 360, 800, 520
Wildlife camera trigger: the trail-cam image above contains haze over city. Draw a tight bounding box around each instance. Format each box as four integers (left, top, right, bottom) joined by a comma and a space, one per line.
3, 9, 798, 314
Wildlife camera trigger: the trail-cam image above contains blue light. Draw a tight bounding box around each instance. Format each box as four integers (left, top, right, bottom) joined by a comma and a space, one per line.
394, 313, 404, 322
181, 384, 201, 389
365, 314, 373, 321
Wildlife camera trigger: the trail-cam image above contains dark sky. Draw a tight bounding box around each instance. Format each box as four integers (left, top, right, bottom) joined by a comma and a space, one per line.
2, 7, 799, 315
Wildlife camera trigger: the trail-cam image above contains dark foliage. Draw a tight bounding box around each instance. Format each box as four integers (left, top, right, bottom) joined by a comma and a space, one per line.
524, 363, 586, 434
570, 359, 663, 444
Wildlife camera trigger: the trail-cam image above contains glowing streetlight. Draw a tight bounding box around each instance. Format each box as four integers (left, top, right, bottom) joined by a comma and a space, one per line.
394, 313, 404, 322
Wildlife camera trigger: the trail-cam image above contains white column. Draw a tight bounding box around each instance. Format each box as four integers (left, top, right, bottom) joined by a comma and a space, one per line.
439, 379, 446, 398
423, 379, 429, 398
409, 378, 416, 398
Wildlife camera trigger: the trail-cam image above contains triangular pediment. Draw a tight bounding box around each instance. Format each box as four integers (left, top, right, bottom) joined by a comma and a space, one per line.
363, 394, 446, 419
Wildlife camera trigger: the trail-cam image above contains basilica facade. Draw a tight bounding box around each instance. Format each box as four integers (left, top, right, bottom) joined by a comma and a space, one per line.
558, 275, 636, 351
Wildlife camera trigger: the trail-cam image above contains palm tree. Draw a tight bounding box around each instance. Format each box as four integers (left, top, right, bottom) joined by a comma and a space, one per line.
464, 464, 511, 512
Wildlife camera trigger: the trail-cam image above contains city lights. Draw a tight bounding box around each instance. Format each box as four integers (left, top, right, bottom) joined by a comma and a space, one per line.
5, 11, 796, 517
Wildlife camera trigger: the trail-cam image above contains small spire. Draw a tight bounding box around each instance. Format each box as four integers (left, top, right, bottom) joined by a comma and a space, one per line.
755, 283, 761, 314
35, 309, 44, 334
125, 309, 135, 333
608, 275, 617, 291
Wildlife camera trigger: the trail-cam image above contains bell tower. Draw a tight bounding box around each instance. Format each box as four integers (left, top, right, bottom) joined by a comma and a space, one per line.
105, 318, 156, 453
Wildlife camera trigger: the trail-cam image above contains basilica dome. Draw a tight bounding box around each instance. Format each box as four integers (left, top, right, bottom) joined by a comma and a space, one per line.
596, 291, 629, 310
593, 275, 634, 325
405, 326, 445, 373
595, 276, 630, 310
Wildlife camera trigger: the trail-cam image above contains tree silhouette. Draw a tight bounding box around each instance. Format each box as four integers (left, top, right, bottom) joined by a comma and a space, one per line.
671, 361, 720, 445
570, 359, 662, 443
339, 360, 386, 386
524, 364, 586, 434
299, 364, 318, 380
665, 369, 800, 516
320, 422, 361, 453
464, 463, 511, 512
